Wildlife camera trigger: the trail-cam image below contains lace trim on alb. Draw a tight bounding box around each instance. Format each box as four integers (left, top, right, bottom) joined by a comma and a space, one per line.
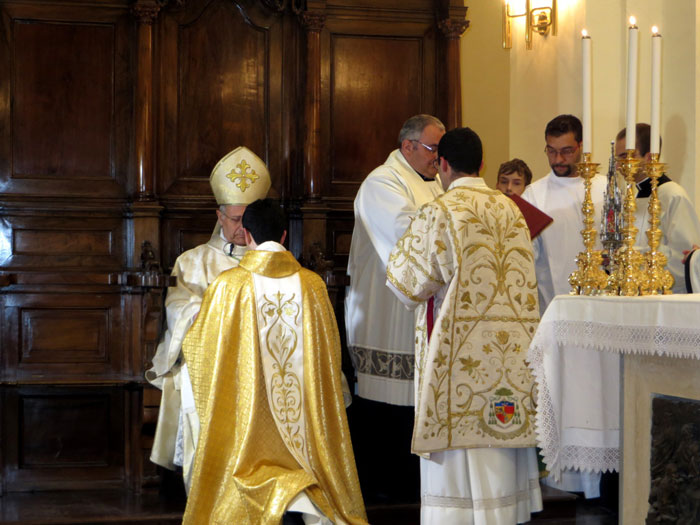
422, 479, 539, 510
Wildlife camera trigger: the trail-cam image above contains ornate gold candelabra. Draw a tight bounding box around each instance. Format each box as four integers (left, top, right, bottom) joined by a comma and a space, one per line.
607, 149, 646, 295
644, 153, 674, 294
569, 153, 608, 295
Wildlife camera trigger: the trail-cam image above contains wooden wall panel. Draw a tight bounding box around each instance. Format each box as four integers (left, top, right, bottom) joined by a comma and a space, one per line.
2, 387, 125, 492
157, 0, 288, 201
177, 2, 267, 181
13, 21, 113, 180
319, 14, 437, 201
330, 35, 424, 193
1, 215, 125, 269
0, 4, 133, 197
20, 309, 108, 365
2, 294, 124, 382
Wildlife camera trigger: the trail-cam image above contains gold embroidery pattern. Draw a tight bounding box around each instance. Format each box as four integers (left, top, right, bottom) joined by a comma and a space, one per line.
225, 159, 259, 191
390, 187, 539, 451
260, 290, 306, 459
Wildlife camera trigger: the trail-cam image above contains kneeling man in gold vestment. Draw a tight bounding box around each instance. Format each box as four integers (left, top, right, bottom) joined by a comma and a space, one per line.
182, 199, 367, 525
387, 128, 543, 525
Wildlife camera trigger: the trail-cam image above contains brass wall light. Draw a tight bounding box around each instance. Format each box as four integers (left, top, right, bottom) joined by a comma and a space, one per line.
503, 0, 558, 50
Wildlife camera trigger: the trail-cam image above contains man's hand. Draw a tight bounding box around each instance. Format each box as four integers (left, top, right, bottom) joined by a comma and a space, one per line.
681, 244, 699, 264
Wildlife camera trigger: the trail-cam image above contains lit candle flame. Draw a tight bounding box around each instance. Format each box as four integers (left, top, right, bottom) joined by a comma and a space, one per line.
629, 16, 637, 27
582, 29, 588, 38
652, 25, 659, 35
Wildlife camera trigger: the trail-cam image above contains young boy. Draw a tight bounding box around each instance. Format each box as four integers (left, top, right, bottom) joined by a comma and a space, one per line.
497, 158, 532, 196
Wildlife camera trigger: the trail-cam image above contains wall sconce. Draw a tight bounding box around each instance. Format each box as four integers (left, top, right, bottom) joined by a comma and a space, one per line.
503, 0, 558, 50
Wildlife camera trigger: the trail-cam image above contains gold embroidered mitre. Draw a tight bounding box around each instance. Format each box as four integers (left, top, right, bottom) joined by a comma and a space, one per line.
210, 146, 271, 205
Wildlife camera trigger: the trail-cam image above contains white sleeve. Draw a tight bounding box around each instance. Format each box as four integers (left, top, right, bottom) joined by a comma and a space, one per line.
658, 187, 700, 293
355, 172, 420, 268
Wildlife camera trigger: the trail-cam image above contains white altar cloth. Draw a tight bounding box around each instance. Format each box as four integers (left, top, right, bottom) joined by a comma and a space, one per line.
528, 294, 700, 481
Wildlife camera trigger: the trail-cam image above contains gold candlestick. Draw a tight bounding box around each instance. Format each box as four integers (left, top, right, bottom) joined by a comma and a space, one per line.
608, 149, 646, 296
569, 153, 607, 295
644, 153, 674, 294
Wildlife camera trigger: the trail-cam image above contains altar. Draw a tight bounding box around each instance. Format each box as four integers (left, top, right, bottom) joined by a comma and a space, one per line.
528, 294, 700, 523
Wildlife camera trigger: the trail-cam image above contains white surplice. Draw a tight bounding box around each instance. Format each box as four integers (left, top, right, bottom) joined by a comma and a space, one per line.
634, 177, 700, 294
345, 149, 443, 405
146, 225, 246, 488
522, 171, 607, 498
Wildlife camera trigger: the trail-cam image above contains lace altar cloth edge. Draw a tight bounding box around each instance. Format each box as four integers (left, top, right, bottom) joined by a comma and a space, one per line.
527, 294, 700, 480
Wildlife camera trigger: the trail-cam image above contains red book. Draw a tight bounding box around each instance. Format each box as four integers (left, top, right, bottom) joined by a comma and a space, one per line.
507, 193, 553, 239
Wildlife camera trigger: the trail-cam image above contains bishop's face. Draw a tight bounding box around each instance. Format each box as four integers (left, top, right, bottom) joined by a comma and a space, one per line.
545, 132, 582, 177
216, 205, 247, 246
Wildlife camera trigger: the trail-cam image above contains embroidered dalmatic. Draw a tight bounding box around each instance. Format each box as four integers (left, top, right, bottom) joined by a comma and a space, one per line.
387, 178, 540, 453
182, 243, 366, 525
387, 178, 542, 524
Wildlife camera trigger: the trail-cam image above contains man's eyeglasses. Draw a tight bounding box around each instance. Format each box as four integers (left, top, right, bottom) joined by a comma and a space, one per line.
412, 139, 438, 154
544, 145, 579, 158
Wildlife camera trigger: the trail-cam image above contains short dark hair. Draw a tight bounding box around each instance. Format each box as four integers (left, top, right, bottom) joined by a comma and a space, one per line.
498, 158, 533, 185
615, 123, 661, 157
437, 127, 482, 176
545, 114, 582, 143
242, 199, 286, 244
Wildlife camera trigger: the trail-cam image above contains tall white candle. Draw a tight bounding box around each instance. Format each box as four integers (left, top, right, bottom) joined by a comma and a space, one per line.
650, 27, 661, 155
626, 16, 639, 150
582, 30, 592, 153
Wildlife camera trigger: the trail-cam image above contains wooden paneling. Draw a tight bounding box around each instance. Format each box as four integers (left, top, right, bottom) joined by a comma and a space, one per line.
13, 21, 113, 181
329, 35, 424, 191
2, 294, 124, 382
20, 309, 108, 364
2, 386, 125, 492
319, 10, 437, 200
157, 0, 290, 200
2, 215, 125, 269
177, 2, 267, 180
0, 3, 133, 197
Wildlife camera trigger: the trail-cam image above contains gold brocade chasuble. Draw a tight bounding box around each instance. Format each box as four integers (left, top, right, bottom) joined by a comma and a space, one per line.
182, 248, 366, 525
387, 179, 540, 455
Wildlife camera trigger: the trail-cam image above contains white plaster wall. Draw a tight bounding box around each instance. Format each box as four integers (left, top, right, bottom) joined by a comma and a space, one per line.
460, 0, 699, 207
460, 0, 510, 188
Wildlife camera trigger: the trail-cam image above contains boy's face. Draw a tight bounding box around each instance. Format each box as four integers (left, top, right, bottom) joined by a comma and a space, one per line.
497, 171, 526, 196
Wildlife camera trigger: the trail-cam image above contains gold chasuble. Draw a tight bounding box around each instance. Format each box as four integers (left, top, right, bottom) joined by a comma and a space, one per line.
182, 247, 366, 525
387, 178, 540, 455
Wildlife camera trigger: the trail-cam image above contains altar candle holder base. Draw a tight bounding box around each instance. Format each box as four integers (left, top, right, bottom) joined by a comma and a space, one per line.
608, 149, 645, 296
569, 153, 607, 295
644, 154, 674, 294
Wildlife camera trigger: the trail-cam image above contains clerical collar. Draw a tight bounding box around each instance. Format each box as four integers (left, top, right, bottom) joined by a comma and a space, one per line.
220, 229, 246, 259
413, 167, 436, 183
636, 174, 671, 198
